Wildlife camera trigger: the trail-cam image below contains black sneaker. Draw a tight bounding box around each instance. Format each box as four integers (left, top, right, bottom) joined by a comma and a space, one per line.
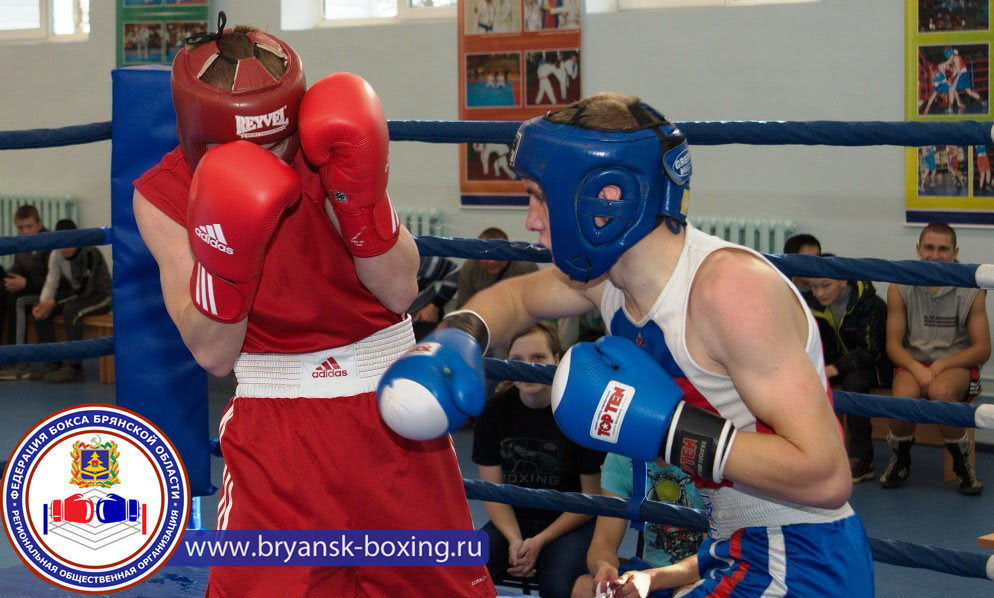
850, 458, 874, 483
880, 457, 910, 488
946, 437, 983, 496
880, 436, 914, 489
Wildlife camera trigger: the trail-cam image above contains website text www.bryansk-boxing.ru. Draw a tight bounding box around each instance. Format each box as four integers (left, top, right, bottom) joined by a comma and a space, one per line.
173, 530, 488, 567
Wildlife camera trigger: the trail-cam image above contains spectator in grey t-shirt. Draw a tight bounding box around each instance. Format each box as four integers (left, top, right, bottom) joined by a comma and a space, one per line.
883, 222, 990, 495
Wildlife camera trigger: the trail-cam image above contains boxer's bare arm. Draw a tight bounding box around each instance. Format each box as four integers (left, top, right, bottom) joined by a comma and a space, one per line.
462, 266, 602, 349
884, 284, 919, 371
352, 226, 419, 314
690, 251, 851, 509
133, 189, 247, 376
323, 205, 419, 315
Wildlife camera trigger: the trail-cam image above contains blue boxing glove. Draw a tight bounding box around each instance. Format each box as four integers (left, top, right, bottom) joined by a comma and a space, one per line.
552, 336, 738, 483
378, 311, 490, 440
96, 493, 140, 523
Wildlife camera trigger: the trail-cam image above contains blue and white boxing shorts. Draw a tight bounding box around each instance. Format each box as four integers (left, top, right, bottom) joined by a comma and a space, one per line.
676, 515, 873, 597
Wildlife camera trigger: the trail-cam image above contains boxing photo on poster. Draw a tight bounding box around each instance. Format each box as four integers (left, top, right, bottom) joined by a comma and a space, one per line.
525, 50, 580, 107
122, 22, 164, 64
917, 0, 989, 32
917, 44, 989, 116
165, 21, 208, 62
973, 144, 994, 196
465, 52, 521, 108
918, 145, 970, 197
466, 143, 518, 181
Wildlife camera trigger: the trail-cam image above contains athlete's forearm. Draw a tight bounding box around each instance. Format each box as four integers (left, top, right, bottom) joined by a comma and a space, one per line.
353, 227, 419, 314
176, 299, 247, 376
648, 555, 700, 591
721, 429, 851, 509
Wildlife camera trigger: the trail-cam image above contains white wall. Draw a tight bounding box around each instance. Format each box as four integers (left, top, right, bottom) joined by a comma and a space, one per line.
2, 1, 992, 383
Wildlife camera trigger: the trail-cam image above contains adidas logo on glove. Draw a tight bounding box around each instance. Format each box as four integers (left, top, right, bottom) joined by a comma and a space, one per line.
195, 224, 234, 255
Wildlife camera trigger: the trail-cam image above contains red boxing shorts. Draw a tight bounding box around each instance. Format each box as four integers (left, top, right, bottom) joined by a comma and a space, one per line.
208, 320, 495, 598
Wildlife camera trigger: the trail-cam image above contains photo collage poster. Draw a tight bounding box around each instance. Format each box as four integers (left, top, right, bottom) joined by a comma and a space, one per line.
905, 0, 994, 226
116, 0, 209, 69
458, 0, 582, 207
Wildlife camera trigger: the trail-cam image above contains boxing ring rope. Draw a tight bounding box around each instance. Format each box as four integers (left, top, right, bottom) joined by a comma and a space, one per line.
3, 114, 994, 584
5, 119, 994, 149
462, 479, 994, 581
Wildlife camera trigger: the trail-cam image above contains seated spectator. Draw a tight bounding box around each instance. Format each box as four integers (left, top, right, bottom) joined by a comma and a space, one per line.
883, 222, 990, 495
0, 205, 51, 381
409, 255, 460, 340
31, 219, 112, 383
806, 263, 891, 483
455, 227, 539, 309
782, 233, 822, 293
473, 323, 604, 597
570, 455, 705, 598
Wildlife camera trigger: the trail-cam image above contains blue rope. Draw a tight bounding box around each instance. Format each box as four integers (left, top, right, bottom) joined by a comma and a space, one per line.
464, 479, 709, 532
388, 120, 994, 146
0, 228, 112, 257
0, 122, 112, 150
484, 358, 988, 430
0, 338, 114, 366
414, 237, 987, 289
4, 120, 993, 150
768, 254, 980, 288
4, 234, 980, 291
833, 391, 978, 428
484, 357, 557, 384
464, 479, 992, 580
415, 236, 552, 263
868, 537, 992, 581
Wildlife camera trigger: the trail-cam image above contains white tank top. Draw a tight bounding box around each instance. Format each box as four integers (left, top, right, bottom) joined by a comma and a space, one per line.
599, 225, 853, 538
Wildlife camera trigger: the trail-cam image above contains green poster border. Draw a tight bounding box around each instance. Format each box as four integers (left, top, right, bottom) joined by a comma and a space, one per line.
116, 2, 210, 68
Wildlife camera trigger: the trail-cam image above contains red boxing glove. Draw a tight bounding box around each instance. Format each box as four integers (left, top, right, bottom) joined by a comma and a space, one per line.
51, 494, 94, 523
299, 73, 399, 257
188, 141, 302, 323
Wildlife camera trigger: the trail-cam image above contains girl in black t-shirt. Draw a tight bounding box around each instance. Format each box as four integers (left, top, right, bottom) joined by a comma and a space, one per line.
472, 322, 605, 597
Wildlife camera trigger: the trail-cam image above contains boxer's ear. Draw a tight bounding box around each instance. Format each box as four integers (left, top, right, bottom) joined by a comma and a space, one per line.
594, 185, 622, 227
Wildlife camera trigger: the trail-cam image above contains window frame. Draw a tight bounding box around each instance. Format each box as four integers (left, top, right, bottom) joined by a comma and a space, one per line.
317, 0, 818, 27
0, 0, 88, 42
320, 0, 456, 27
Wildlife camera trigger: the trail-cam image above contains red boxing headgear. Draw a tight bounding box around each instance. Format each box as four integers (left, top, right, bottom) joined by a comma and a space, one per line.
171, 16, 306, 170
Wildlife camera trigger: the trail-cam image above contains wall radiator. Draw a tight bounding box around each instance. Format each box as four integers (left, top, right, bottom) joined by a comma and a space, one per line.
690, 217, 796, 254
0, 196, 79, 269
397, 208, 446, 237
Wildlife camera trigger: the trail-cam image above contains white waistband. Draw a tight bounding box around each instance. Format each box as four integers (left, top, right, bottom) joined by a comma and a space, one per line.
700, 485, 854, 540
233, 318, 415, 399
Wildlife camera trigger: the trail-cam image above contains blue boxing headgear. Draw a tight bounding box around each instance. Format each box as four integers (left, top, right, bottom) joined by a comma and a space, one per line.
509, 102, 691, 282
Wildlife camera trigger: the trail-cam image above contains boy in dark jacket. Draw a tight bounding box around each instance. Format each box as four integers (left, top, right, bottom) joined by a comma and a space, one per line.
806, 276, 892, 482
31, 219, 111, 383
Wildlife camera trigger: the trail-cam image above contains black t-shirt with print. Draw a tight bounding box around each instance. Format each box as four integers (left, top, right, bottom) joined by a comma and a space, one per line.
472, 385, 605, 526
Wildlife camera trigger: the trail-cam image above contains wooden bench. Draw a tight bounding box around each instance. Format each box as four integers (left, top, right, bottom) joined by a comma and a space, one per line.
24, 312, 114, 384
866, 388, 976, 483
